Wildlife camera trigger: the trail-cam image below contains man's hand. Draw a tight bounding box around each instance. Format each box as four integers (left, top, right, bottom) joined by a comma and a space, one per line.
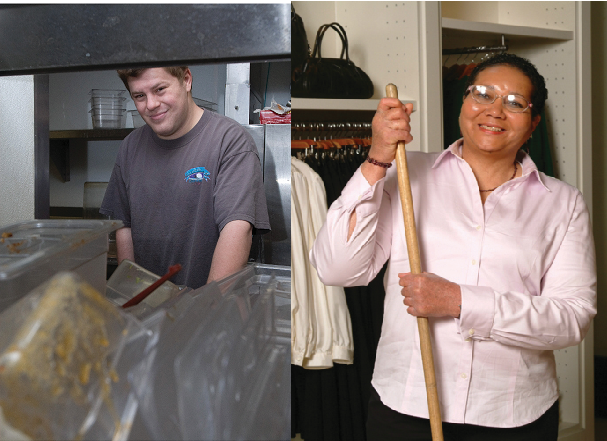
398, 272, 462, 318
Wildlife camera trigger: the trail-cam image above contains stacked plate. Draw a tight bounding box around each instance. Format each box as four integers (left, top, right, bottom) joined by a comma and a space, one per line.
89, 89, 127, 129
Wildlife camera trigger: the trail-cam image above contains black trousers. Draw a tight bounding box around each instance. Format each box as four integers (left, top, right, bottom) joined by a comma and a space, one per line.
366, 386, 560, 441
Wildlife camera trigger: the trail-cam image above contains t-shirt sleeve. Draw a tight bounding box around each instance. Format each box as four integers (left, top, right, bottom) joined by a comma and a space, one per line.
100, 160, 131, 228
213, 126, 271, 235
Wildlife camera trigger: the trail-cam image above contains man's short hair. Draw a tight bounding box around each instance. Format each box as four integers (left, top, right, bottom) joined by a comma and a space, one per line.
116, 66, 189, 92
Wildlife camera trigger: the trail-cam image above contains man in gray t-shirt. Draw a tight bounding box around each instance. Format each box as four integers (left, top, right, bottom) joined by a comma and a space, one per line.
100, 66, 270, 289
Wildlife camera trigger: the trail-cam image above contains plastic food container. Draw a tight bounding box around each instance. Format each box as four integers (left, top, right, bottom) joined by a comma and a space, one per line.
90, 106, 126, 114
128, 110, 145, 128
89, 96, 127, 107
176, 264, 291, 440
0, 272, 157, 441
105, 259, 185, 310
90, 110, 127, 129
126, 263, 291, 440
0, 219, 122, 314
90, 89, 127, 97
89, 90, 127, 129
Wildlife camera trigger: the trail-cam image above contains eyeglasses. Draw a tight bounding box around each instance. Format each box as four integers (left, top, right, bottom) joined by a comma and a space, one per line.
465, 85, 533, 113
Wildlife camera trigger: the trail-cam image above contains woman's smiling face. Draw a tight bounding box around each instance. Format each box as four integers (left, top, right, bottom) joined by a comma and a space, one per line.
459, 65, 540, 159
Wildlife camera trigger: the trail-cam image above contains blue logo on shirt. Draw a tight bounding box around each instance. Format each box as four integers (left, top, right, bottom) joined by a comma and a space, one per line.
185, 167, 211, 183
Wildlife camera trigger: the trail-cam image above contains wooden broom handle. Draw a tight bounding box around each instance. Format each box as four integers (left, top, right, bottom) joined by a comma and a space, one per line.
386, 84, 444, 441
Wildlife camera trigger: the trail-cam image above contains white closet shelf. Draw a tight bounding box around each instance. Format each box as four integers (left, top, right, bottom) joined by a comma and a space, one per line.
442, 17, 574, 42
292, 98, 416, 112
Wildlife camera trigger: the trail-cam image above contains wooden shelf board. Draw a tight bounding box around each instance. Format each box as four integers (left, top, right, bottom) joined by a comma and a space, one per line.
292, 98, 416, 112
442, 17, 574, 42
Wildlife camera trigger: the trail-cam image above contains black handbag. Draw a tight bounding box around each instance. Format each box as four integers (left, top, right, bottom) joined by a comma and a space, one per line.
292, 22, 374, 99
291, 5, 310, 77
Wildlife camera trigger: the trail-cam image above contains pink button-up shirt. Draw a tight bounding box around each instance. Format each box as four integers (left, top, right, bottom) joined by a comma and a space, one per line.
310, 140, 596, 428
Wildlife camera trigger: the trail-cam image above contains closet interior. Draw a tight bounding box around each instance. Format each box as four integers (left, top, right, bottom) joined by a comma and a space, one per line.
292, 2, 592, 440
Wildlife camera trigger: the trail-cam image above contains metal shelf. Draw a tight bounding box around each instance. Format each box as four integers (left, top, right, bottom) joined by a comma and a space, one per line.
50, 129, 134, 141
49, 129, 132, 183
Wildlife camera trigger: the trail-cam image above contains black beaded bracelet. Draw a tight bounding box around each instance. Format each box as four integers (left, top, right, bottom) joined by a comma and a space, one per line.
366, 156, 393, 168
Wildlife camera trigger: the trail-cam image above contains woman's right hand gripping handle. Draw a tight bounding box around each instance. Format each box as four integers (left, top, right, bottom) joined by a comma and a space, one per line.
348, 98, 414, 239
361, 97, 414, 185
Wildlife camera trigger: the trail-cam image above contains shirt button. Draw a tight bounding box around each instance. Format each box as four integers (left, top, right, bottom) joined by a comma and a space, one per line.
460, 373, 467, 379
469, 329, 475, 335
476, 225, 481, 231
471, 259, 476, 266
465, 338, 471, 342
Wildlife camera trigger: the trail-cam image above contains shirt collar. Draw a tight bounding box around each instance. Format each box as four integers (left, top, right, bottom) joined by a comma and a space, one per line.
432, 138, 551, 192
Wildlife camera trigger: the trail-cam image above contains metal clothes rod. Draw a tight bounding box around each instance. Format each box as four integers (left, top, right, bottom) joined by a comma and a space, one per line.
442, 45, 508, 55
292, 122, 372, 132
443, 34, 508, 56
292, 121, 373, 140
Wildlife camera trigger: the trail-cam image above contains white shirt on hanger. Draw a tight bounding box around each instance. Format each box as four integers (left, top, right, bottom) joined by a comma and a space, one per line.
291, 156, 353, 369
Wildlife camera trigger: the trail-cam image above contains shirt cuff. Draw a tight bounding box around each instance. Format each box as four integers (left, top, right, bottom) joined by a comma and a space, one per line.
457, 284, 495, 341
337, 167, 386, 218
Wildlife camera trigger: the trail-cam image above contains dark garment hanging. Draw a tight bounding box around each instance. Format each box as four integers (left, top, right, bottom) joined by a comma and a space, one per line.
292, 149, 386, 441
526, 113, 554, 177
443, 74, 469, 149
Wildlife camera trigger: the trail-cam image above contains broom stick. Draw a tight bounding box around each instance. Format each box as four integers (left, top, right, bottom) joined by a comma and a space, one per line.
385, 83, 444, 441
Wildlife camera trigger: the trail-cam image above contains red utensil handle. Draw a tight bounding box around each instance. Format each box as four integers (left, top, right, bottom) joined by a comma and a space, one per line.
121, 263, 182, 308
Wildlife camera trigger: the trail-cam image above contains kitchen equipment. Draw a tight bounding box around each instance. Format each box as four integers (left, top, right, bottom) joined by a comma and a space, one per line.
90, 89, 127, 97
106, 259, 184, 307
129, 110, 145, 128
175, 263, 290, 440
0, 271, 157, 441
89, 96, 127, 108
0, 219, 122, 314
128, 263, 290, 440
122, 263, 182, 308
89, 109, 126, 129
89, 89, 127, 129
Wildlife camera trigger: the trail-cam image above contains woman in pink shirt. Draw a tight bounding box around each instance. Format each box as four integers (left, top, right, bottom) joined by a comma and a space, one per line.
310, 53, 596, 440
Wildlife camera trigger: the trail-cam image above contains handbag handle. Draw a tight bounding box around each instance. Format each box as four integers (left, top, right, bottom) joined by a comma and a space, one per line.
319, 23, 349, 60
311, 22, 350, 62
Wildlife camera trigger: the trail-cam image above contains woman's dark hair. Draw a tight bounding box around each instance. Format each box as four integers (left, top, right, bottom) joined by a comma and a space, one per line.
465, 53, 547, 118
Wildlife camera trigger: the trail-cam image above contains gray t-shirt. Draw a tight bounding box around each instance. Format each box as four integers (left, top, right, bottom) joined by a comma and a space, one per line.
100, 110, 270, 289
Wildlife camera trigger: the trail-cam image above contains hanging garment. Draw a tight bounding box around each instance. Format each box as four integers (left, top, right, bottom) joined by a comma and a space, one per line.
443, 66, 471, 149
526, 113, 554, 177
291, 157, 354, 369
292, 150, 386, 441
